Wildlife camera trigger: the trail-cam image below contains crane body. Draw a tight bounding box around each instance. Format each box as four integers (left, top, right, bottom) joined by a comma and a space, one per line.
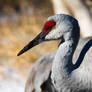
17, 14, 92, 92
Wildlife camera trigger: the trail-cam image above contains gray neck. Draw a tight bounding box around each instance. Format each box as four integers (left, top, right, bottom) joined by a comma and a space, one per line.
52, 39, 77, 74
52, 30, 79, 74
51, 36, 79, 91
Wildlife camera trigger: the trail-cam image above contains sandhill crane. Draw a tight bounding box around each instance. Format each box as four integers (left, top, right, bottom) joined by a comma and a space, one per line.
17, 14, 92, 92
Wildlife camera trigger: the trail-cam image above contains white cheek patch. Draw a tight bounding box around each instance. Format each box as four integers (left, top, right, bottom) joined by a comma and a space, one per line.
45, 26, 63, 40
45, 29, 57, 40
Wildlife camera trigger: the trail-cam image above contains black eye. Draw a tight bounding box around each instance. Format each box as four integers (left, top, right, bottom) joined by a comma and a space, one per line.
49, 26, 53, 30
45, 26, 52, 33
49, 23, 56, 30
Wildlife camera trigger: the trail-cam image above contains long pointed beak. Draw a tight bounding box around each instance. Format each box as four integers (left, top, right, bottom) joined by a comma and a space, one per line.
17, 32, 46, 56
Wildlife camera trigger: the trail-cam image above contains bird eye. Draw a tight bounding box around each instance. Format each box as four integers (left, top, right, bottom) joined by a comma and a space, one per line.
49, 25, 53, 30
43, 20, 56, 34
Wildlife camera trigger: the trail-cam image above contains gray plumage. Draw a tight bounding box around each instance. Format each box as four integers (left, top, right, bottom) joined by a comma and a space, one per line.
25, 37, 92, 92
17, 14, 92, 92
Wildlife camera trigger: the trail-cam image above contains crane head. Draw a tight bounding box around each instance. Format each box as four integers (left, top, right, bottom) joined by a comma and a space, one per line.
17, 14, 79, 56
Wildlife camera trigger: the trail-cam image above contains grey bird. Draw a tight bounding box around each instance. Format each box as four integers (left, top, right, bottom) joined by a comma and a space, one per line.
17, 14, 92, 92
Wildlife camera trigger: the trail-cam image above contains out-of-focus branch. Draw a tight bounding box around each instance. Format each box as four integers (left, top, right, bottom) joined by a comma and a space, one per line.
51, 0, 69, 14
51, 0, 92, 37
64, 0, 92, 37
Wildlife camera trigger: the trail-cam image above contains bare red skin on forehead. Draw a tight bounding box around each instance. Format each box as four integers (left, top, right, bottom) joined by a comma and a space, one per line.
43, 20, 56, 34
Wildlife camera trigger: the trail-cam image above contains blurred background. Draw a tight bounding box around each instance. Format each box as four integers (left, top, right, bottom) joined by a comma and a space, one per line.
0, 0, 92, 91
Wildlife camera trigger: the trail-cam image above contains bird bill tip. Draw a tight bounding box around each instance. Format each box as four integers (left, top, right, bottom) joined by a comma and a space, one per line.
17, 51, 23, 56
